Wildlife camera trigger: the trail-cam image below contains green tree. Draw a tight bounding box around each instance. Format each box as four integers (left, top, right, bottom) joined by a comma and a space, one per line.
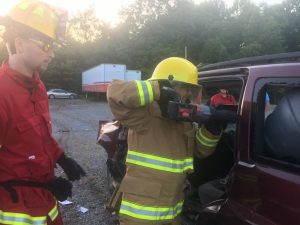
120, 0, 178, 35
67, 6, 110, 43
279, 0, 300, 51
1, 0, 294, 91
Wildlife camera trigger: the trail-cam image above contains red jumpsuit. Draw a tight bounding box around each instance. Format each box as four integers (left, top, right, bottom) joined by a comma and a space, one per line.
0, 62, 64, 225
210, 93, 237, 106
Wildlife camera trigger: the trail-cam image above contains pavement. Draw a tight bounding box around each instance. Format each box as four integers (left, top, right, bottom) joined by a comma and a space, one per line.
49, 98, 117, 225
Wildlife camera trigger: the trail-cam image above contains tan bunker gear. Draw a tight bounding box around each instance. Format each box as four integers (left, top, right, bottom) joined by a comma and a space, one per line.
107, 78, 221, 224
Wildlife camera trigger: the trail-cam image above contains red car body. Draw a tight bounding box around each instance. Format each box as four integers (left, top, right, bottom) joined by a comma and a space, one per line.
99, 52, 300, 225
197, 53, 300, 225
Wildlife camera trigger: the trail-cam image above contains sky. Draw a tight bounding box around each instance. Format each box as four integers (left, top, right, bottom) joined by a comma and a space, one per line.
0, 0, 284, 26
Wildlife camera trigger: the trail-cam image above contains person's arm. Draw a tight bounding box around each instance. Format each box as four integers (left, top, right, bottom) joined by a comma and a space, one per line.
107, 80, 160, 132
0, 107, 8, 149
195, 120, 223, 158
43, 106, 85, 181
210, 95, 217, 106
231, 95, 237, 105
50, 132, 86, 181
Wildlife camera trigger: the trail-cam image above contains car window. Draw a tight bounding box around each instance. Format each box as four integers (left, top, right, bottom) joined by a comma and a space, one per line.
200, 78, 243, 135
251, 78, 300, 170
200, 79, 242, 106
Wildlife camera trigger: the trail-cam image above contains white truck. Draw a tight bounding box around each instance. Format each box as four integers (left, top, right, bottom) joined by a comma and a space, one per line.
82, 64, 141, 93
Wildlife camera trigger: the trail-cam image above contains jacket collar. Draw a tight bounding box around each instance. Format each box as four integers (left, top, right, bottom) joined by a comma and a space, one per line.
1, 60, 40, 90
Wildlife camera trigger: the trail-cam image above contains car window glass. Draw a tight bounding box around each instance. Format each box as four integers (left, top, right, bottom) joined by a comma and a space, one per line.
201, 79, 242, 105
252, 78, 300, 169
200, 79, 243, 134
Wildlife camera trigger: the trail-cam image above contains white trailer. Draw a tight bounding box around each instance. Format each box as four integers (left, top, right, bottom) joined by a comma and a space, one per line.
125, 70, 141, 81
82, 64, 141, 93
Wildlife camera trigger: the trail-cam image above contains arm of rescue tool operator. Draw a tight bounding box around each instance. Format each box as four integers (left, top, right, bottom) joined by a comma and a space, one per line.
107, 80, 161, 131
0, 108, 8, 149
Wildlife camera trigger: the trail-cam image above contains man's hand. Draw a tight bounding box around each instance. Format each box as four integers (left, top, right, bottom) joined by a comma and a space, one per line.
57, 154, 86, 181
158, 80, 180, 117
48, 177, 73, 201
203, 118, 226, 135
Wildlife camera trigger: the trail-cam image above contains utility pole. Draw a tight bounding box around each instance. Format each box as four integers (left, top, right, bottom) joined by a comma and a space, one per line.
185, 46, 187, 59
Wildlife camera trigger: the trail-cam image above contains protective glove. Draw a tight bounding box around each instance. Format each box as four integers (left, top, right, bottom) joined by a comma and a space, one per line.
203, 118, 226, 136
158, 80, 180, 117
48, 177, 73, 201
57, 154, 86, 181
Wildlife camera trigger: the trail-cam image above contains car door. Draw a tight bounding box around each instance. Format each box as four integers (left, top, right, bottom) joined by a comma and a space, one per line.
56, 89, 66, 98
184, 76, 245, 225
224, 69, 300, 225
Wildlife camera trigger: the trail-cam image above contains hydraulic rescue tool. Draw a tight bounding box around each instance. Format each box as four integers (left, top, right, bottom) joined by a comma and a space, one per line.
167, 101, 237, 124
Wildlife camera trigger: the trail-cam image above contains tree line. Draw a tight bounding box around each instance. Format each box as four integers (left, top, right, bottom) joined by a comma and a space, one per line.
0, 0, 299, 93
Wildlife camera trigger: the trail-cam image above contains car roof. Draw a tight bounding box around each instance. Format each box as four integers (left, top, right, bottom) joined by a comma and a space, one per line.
198, 51, 300, 79
48, 89, 64, 91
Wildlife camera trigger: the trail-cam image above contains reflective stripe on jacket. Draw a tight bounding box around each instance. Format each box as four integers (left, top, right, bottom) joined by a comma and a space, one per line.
195, 126, 221, 158
135, 80, 154, 106
120, 200, 183, 221
0, 202, 58, 225
107, 79, 220, 223
127, 150, 193, 173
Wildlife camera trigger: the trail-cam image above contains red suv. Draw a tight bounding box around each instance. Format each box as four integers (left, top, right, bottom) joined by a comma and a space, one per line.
182, 52, 300, 225
99, 52, 300, 225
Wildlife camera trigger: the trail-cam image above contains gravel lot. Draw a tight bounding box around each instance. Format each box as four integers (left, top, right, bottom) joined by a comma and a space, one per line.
49, 99, 117, 225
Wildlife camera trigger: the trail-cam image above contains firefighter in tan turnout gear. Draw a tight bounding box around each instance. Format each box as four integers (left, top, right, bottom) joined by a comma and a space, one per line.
107, 57, 223, 225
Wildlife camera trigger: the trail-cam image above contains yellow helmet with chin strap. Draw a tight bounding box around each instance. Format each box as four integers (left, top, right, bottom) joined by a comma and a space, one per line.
150, 57, 199, 86
0, 0, 67, 42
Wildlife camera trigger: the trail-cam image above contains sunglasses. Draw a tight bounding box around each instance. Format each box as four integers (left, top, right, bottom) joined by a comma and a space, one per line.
29, 38, 54, 53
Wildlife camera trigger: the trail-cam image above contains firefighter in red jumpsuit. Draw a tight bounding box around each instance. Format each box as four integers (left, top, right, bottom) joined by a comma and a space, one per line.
0, 1, 85, 224
210, 89, 237, 106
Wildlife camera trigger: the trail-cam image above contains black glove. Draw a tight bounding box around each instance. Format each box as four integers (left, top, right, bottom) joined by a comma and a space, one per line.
203, 118, 226, 136
57, 154, 86, 181
158, 80, 180, 117
48, 177, 73, 201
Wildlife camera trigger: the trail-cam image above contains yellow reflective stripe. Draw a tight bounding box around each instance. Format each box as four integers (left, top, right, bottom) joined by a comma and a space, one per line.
196, 128, 220, 148
135, 81, 154, 106
145, 81, 154, 103
48, 203, 59, 221
0, 210, 46, 225
126, 150, 193, 173
199, 128, 220, 144
120, 200, 183, 221
135, 81, 145, 106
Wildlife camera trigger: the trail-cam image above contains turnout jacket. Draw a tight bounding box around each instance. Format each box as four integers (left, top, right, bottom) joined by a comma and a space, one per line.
0, 62, 63, 224
107, 80, 221, 224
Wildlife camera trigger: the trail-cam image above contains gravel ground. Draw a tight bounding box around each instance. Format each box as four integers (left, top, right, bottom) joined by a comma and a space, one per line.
49, 99, 117, 225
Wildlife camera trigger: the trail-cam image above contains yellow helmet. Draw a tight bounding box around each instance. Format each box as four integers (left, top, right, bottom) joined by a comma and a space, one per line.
0, 0, 67, 42
150, 57, 199, 86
